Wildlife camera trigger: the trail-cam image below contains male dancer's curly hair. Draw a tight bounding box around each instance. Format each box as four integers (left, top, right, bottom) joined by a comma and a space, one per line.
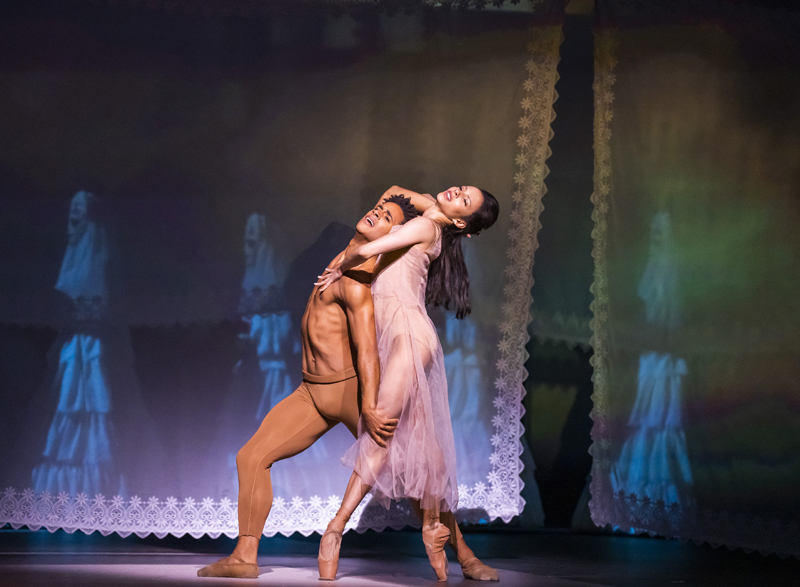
383, 194, 419, 223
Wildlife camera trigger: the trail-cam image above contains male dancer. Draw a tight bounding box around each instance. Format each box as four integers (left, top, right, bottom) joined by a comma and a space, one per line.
198, 195, 498, 581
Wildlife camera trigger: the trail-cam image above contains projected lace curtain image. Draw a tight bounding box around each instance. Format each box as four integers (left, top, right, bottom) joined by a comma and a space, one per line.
590, 16, 800, 555
31, 191, 164, 499
610, 213, 693, 513
0, 16, 563, 537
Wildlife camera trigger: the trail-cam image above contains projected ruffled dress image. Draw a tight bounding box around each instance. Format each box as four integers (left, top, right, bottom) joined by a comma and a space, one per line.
238, 214, 296, 424
29, 191, 120, 498
31, 191, 165, 500
443, 313, 492, 482
610, 212, 694, 512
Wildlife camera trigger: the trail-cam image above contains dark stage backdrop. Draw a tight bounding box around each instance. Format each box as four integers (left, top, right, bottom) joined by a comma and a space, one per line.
588, 1, 800, 558
0, 5, 561, 537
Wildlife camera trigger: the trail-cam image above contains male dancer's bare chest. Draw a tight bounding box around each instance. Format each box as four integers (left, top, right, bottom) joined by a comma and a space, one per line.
301, 282, 354, 375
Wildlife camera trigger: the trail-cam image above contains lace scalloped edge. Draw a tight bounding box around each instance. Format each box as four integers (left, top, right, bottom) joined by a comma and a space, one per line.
589, 483, 800, 559
1, 481, 508, 539
489, 24, 563, 525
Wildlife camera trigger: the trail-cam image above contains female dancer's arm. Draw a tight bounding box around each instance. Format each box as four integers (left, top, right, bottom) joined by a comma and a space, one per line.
377, 185, 436, 214
315, 217, 436, 292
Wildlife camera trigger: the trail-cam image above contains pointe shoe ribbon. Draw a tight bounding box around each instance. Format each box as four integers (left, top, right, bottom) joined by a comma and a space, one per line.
460, 557, 499, 581
422, 522, 451, 582
318, 527, 343, 581
196, 561, 259, 578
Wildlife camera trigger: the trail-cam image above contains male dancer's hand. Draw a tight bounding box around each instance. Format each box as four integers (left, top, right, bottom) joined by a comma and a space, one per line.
362, 406, 399, 448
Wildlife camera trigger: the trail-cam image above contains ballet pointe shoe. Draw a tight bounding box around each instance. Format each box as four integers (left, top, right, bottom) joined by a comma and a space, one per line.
318, 526, 343, 580
422, 522, 451, 581
460, 557, 500, 581
196, 560, 259, 578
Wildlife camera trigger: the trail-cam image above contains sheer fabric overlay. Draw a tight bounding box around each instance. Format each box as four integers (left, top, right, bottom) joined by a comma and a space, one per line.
588, 21, 800, 557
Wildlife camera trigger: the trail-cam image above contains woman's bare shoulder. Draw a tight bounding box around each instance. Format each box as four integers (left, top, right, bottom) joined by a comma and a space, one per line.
404, 215, 437, 232
402, 216, 438, 247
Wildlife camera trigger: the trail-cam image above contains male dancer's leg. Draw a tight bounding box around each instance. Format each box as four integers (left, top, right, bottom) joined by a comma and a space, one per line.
237, 382, 333, 536
199, 382, 333, 576
314, 367, 498, 581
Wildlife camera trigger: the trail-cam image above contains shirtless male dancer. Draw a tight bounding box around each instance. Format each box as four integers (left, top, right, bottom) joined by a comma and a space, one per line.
198, 195, 498, 581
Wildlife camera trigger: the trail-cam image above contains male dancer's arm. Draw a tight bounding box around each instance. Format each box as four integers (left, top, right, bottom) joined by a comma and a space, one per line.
342, 282, 398, 448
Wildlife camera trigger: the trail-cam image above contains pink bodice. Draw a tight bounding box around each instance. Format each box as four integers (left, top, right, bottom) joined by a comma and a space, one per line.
372, 220, 442, 310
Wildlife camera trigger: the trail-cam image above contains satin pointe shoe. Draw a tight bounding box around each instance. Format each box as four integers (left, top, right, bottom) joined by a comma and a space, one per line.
460, 557, 500, 581
196, 560, 259, 578
422, 522, 451, 581
318, 527, 343, 581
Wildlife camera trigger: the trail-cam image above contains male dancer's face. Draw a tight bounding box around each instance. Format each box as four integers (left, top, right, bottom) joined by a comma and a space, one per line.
355, 201, 405, 240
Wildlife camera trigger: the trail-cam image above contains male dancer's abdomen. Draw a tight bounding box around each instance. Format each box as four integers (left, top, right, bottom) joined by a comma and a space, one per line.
301, 300, 355, 378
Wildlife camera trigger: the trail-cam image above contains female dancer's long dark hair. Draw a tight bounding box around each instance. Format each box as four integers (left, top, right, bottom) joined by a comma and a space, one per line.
426, 189, 500, 319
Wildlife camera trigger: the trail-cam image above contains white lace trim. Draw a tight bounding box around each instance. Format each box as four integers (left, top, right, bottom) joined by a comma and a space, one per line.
0, 482, 506, 538
607, 490, 800, 559
0, 26, 563, 539
587, 29, 617, 529
487, 25, 563, 524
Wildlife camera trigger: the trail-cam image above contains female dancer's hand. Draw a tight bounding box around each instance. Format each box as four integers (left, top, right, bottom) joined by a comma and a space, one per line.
315, 266, 343, 292
362, 406, 399, 448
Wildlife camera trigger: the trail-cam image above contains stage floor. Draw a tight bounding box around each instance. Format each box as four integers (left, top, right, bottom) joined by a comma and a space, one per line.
0, 528, 797, 586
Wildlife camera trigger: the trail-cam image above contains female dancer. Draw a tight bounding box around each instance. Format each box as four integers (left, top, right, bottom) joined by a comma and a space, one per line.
314, 185, 499, 581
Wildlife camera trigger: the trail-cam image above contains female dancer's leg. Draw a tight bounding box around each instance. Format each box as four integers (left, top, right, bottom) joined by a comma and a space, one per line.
412, 500, 499, 581
319, 336, 452, 580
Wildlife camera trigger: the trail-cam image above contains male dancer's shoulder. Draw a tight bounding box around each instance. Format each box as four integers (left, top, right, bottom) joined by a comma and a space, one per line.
342, 267, 373, 287
339, 269, 373, 308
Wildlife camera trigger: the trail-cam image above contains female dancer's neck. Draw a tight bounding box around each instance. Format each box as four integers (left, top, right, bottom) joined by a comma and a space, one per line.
422, 206, 451, 227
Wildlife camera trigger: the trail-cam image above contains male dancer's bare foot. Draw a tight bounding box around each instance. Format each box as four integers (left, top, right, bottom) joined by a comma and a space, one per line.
197, 535, 260, 578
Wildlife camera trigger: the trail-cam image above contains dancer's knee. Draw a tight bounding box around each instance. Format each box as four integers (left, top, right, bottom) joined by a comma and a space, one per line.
236, 444, 273, 473
363, 449, 387, 474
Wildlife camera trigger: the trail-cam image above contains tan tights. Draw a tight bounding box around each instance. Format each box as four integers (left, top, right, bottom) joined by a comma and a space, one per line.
236, 376, 360, 537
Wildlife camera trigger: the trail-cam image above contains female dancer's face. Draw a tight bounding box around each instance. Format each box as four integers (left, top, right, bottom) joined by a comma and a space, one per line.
435, 186, 484, 227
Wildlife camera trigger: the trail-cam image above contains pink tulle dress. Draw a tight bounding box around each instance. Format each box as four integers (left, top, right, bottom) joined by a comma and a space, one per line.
341, 217, 459, 513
